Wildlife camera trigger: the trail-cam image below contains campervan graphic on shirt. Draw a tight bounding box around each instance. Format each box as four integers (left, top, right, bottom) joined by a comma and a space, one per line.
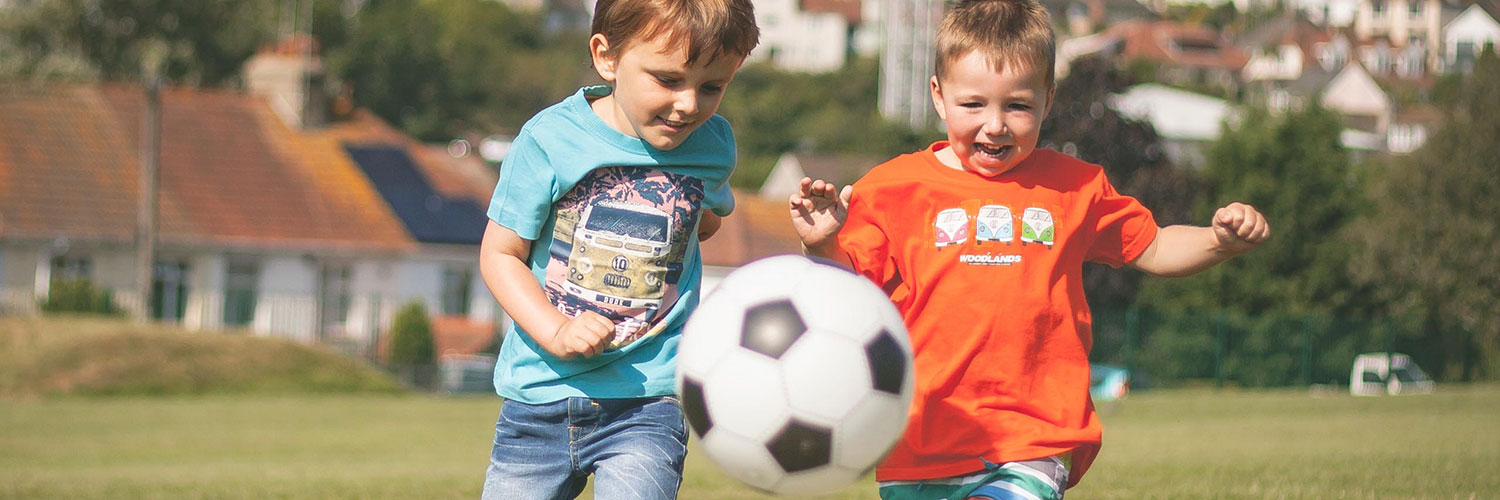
545, 166, 703, 348
975, 204, 1014, 245
1020, 207, 1055, 247
934, 208, 970, 249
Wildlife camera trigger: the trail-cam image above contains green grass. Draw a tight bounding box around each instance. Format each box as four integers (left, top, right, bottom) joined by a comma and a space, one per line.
3, 386, 1498, 499
0, 316, 403, 397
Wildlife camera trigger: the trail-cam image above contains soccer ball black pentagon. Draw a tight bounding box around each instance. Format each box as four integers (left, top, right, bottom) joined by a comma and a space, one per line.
677, 255, 914, 496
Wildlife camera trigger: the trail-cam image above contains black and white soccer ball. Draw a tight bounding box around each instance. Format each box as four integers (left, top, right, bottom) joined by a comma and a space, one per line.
677, 255, 914, 496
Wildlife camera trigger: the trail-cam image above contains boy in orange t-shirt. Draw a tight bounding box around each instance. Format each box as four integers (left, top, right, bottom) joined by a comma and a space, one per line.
789, 1, 1269, 498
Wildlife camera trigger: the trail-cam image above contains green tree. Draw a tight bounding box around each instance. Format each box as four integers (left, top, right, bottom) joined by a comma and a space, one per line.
717, 58, 930, 188
1131, 102, 1372, 387
329, 0, 590, 140
0, 0, 285, 84
1141, 103, 1366, 316
1040, 56, 1201, 311
1352, 49, 1500, 381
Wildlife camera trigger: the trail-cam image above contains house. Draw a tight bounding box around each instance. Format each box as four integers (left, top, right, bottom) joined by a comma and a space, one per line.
1387, 104, 1443, 153
1298, 0, 1364, 28
750, 0, 870, 73
700, 190, 807, 294
1091, 20, 1251, 95
1108, 83, 1237, 169
1321, 59, 1394, 134
0, 38, 502, 358
1440, 0, 1500, 73
1038, 0, 1159, 37
1240, 13, 1343, 110
1346, 0, 1471, 76
757, 152, 886, 203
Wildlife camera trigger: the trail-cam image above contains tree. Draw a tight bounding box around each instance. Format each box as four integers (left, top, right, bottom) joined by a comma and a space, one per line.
717, 58, 931, 189
1127, 100, 1373, 387
1039, 56, 1201, 310
1352, 49, 1500, 381
1140, 102, 1366, 316
0, 0, 284, 85
329, 0, 591, 140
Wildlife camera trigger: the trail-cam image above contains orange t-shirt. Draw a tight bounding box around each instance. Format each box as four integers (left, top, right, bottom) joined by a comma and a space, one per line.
839, 143, 1158, 487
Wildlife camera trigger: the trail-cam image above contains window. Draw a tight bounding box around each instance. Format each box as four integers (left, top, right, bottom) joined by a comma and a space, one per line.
223, 260, 259, 328
50, 255, 92, 283
1408, 0, 1420, 17
152, 260, 189, 322
442, 266, 473, 316
319, 264, 352, 339
1455, 40, 1476, 72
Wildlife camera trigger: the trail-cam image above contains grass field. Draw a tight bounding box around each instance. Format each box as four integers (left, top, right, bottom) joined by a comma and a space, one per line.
3, 385, 1497, 499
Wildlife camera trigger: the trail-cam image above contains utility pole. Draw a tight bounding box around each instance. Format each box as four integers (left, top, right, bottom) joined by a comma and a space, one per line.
136, 62, 162, 322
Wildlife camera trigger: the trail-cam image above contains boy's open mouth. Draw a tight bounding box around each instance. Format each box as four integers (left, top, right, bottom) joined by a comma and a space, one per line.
660, 117, 691, 130
975, 143, 1011, 157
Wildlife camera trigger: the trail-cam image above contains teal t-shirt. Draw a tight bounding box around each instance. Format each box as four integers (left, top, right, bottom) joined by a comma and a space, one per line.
487, 86, 736, 404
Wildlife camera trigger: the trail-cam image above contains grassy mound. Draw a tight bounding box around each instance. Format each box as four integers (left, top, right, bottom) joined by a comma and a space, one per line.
0, 316, 404, 398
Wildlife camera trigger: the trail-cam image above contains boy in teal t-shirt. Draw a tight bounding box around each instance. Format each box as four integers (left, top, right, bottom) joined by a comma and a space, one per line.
478, 0, 759, 498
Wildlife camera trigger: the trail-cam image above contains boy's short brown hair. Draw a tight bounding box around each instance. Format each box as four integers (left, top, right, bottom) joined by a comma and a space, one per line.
934, 0, 1055, 88
591, 0, 760, 65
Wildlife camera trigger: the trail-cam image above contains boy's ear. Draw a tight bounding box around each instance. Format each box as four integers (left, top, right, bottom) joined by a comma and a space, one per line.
929, 76, 948, 122
1042, 83, 1057, 119
590, 34, 618, 82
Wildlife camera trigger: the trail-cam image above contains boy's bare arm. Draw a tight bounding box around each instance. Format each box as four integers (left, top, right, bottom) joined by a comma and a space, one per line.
479, 220, 614, 359
698, 211, 722, 241
1128, 202, 1270, 277
790, 177, 854, 269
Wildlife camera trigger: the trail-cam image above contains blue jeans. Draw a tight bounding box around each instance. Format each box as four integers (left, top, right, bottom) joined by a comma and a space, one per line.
481, 396, 689, 500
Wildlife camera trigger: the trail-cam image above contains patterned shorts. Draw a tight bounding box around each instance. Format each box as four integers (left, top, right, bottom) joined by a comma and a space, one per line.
877, 456, 1069, 500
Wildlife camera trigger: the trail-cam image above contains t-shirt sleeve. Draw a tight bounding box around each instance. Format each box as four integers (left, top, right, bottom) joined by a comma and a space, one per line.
1085, 175, 1159, 267
703, 177, 735, 217
837, 189, 893, 289
702, 119, 736, 217
486, 132, 557, 240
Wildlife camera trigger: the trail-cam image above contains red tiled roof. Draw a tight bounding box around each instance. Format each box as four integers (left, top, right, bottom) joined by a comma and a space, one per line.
802, 0, 863, 24
0, 83, 415, 253
431, 316, 498, 356
1108, 20, 1249, 70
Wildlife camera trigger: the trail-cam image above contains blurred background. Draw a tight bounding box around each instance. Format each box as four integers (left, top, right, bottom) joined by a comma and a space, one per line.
0, 0, 1497, 497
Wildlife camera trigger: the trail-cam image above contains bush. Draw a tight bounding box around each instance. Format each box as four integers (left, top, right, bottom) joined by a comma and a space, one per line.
40, 279, 121, 316
387, 301, 435, 367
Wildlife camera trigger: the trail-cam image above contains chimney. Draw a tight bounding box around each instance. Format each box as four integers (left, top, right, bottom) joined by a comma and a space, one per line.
244, 34, 328, 129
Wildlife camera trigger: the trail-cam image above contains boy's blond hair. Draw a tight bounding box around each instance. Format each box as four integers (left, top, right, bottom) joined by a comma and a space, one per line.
592, 0, 760, 65
934, 0, 1055, 88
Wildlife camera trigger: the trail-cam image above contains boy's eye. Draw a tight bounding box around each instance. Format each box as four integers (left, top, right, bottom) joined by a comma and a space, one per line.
960, 102, 984, 109
1009, 103, 1033, 111
700, 84, 724, 95
655, 75, 681, 87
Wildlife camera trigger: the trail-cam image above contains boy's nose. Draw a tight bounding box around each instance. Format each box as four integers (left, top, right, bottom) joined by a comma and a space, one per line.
982, 115, 1008, 136
673, 91, 699, 116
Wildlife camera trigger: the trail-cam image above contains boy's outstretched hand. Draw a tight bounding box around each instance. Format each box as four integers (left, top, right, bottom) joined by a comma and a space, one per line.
545, 311, 615, 359
789, 177, 853, 250
1212, 202, 1270, 254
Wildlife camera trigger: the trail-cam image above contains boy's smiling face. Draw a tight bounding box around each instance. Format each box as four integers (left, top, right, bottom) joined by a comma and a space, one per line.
590, 32, 744, 151
930, 50, 1054, 177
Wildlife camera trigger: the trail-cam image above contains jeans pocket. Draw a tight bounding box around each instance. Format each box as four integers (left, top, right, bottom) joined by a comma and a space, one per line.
648, 396, 689, 442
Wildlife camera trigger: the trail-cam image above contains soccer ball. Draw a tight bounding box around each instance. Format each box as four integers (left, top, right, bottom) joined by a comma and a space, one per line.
677, 255, 914, 496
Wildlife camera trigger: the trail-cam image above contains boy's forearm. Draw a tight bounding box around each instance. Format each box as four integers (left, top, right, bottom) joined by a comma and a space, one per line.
802, 241, 854, 270
1128, 225, 1236, 277
479, 222, 567, 346
481, 254, 566, 341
